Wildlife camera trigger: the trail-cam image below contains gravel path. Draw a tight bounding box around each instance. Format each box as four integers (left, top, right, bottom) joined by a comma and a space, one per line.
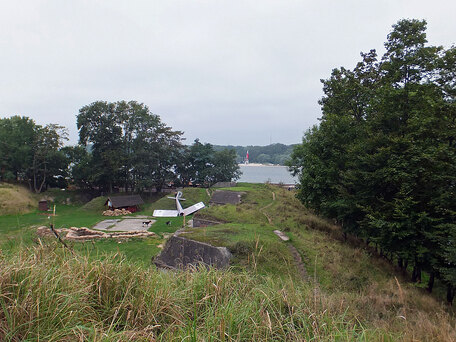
93, 218, 156, 232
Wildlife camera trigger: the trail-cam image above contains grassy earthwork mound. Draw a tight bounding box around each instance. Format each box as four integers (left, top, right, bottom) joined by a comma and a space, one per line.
0, 183, 36, 215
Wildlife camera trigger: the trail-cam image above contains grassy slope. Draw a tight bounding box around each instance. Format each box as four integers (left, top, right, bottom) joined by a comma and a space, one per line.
0, 184, 455, 340
186, 183, 456, 341
0, 183, 36, 215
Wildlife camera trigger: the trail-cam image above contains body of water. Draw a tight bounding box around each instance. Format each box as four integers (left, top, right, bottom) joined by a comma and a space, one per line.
238, 164, 297, 184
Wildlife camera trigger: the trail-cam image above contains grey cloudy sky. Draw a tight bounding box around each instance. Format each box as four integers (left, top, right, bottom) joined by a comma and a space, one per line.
1, 1, 455, 146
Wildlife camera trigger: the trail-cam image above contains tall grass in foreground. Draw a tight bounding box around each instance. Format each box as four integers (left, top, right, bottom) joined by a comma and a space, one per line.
1, 245, 391, 341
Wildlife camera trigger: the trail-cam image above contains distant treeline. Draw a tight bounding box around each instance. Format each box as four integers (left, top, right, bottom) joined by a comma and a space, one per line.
213, 143, 296, 165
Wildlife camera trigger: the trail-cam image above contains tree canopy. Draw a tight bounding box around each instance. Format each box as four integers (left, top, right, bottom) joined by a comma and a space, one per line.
177, 139, 241, 187
288, 19, 456, 303
2, 101, 241, 193
0, 116, 67, 192
76, 101, 184, 192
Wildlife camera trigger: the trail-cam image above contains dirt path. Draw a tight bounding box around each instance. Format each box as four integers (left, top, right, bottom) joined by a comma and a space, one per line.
260, 191, 275, 224
261, 191, 308, 280
288, 244, 309, 280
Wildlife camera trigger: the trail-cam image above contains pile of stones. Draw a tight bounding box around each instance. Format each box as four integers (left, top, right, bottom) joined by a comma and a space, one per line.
102, 209, 131, 216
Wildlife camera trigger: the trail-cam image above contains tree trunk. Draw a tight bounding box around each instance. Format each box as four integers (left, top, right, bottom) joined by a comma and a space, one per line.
37, 174, 46, 193
33, 157, 37, 193
398, 257, 403, 269
447, 285, 454, 305
36, 163, 47, 193
412, 266, 418, 283
412, 264, 422, 283
427, 272, 435, 293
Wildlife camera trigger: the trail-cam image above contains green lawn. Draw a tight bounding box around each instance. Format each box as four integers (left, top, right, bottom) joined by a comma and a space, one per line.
69, 237, 162, 267
0, 188, 211, 266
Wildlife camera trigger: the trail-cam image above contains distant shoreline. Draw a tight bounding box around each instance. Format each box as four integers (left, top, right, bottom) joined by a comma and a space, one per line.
238, 163, 287, 167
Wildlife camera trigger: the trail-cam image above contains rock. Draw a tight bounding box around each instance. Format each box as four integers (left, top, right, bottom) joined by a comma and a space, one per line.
154, 236, 231, 270
273, 230, 290, 241
36, 226, 55, 238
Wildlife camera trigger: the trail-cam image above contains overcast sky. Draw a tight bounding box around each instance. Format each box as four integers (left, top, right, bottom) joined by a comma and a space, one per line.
1, 1, 455, 146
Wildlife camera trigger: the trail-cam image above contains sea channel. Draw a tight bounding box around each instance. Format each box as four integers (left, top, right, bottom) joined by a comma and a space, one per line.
237, 164, 297, 184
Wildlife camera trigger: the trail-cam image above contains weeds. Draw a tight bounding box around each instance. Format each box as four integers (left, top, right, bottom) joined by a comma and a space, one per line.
0, 245, 396, 341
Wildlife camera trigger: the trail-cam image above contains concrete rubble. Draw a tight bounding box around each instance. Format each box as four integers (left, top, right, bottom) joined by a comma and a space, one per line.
273, 230, 290, 241
36, 226, 157, 241
102, 209, 132, 216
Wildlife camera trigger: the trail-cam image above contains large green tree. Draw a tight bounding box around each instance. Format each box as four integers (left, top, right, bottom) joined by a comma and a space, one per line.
289, 19, 456, 302
177, 139, 240, 187
77, 101, 183, 192
0, 116, 67, 192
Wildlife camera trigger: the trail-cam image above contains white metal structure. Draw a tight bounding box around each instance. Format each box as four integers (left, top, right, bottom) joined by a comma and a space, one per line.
153, 191, 205, 217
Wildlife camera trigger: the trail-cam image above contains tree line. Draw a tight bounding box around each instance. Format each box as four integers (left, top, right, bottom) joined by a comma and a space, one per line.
288, 19, 456, 303
0, 101, 240, 193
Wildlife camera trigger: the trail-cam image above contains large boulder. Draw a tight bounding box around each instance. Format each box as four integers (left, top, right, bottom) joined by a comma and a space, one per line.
154, 236, 231, 270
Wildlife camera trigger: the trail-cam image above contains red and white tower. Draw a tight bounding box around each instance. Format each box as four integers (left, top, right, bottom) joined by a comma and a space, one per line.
245, 151, 249, 164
